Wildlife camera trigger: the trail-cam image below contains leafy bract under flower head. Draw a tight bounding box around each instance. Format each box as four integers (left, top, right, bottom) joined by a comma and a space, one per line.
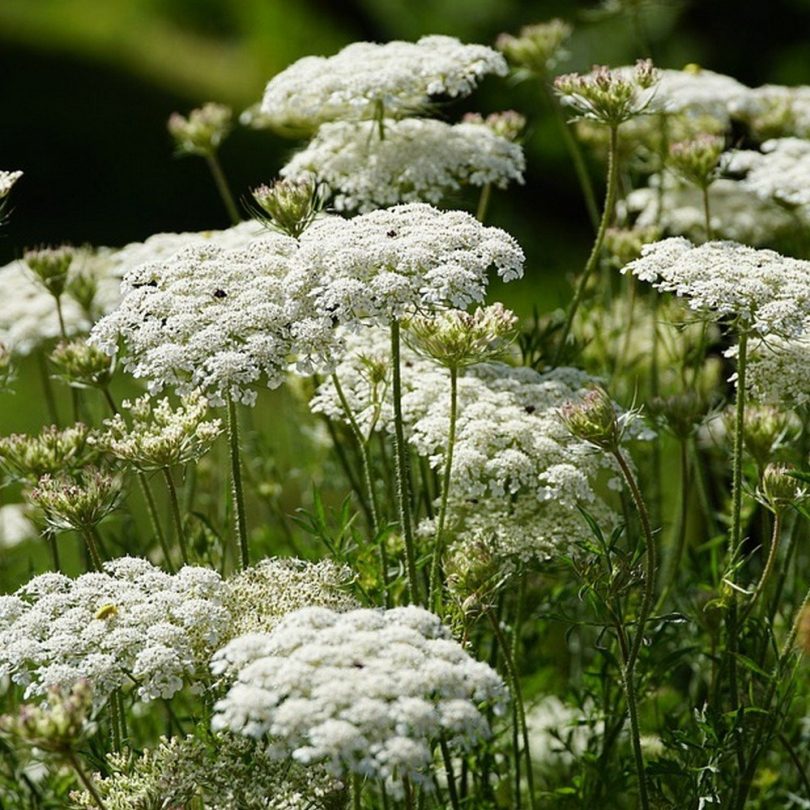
211, 605, 507, 798
622, 237, 810, 336
280, 117, 525, 213
259, 36, 507, 134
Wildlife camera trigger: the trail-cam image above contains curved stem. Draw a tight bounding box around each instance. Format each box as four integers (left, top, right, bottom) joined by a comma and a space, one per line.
554, 124, 619, 364
740, 510, 782, 624
487, 610, 536, 810
429, 367, 458, 613
542, 82, 600, 232
137, 473, 175, 572
476, 183, 492, 223
612, 449, 657, 672
390, 320, 420, 605
205, 152, 240, 225
66, 750, 107, 810
227, 395, 249, 570
162, 467, 188, 565
622, 664, 650, 810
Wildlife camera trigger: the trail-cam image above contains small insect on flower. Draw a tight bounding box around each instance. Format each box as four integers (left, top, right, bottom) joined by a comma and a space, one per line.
93, 603, 118, 621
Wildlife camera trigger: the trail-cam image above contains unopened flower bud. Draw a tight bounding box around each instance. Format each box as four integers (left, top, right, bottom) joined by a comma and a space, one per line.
50, 340, 113, 389
759, 463, 806, 514
24, 246, 74, 298
725, 404, 796, 470
462, 110, 526, 141
0, 424, 92, 483
648, 392, 705, 440
560, 388, 623, 452
496, 20, 572, 76
668, 134, 725, 190
30, 467, 120, 532
406, 304, 518, 370
168, 103, 232, 157
251, 176, 321, 238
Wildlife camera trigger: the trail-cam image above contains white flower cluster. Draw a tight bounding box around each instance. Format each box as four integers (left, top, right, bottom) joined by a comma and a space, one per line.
0, 504, 36, 549
259, 36, 507, 133
654, 67, 750, 125
526, 696, 603, 772
281, 118, 525, 213
294, 203, 524, 322
727, 331, 810, 408
90, 232, 332, 405
724, 138, 810, 207
0, 170, 22, 198
729, 83, 810, 139
93, 204, 522, 403
623, 237, 810, 336
0, 557, 229, 702
312, 326, 637, 564
211, 605, 506, 797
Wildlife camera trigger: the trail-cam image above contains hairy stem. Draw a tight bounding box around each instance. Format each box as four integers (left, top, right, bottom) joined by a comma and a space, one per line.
227, 396, 249, 569
81, 527, 104, 571
741, 510, 782, 624
390, 320, 420, 604
440, 737, 462, 810
554, 124, 619, 363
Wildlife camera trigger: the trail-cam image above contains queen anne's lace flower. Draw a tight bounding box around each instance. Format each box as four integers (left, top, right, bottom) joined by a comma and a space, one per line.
653, 67, 749, 125
312, 327, 642, 564
622, 237, 810, 336
90, 233, 335, 405
729, 83, 810, 139
724, 138, 810, 207
0, 557, 229, 702
259, 36, 507, 133
292, 203, 524, 322
281, 118, 525, 213
211, 605, 506, 798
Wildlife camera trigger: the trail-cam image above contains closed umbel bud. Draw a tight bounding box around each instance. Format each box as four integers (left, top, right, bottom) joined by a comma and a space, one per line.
560, 387, 623, 452
759, 463, 806, 514
648, 391, 705, 440
49, 340, 113, 389
24, 246, 74, 298
496, 20, 572, 76
668, 134, 725, 190
168, 103, 232, 157
251, 176, 320, 238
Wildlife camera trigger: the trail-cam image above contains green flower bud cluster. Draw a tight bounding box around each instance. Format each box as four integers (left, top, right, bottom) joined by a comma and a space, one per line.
0, 423, 93, 483
30, 467, 120, 532
24, 246, 75, 298
668, 133, 725, 190
50, 339, 113, 389
251, 176, 322, 238
496, 19, 572, 77
168, 102, 233, 157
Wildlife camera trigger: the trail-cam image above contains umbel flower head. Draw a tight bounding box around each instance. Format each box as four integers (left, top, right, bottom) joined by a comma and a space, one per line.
168, 102, 233, 156
554, 60, 659, 127
0, 557, 229, 702
24, 246, 75, 298
0, 680, 94, 754
90, 231, 334, 406
92, 391, 223, 471
30, 467, 121, 532
733, 330, 810, 408
405, 303, 518, 369
292, 202, 524, 322
0, 170, 22, 200
668, 133, 725, 190
279, 117, 525, 213
560, 387, 625, 452
258, 36, 507, 134
496, 19, 572, 77
211, 605, 507, 798
622, 237, 810, 337
0, 423, 92, 483
49, 339, 113, 389
758, 463, 806, 515
251, 176, 322, 238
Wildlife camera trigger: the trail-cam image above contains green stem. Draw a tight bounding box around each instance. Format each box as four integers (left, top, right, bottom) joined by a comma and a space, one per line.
487, 610, 536, 810
440, 737, 462, 810
45, 528, 61, 572
543, 82, 600, 232
205, 152, 240, 225
162, 467, 189, 565
108, 692, 121, 752
429, 367, 458, 613
54, 295, 80, 422
612, 449, 657, 672
37, 351, 59, 425
66, 750, 107, 810
227, 395, 249, 570
476, 183, 492, 223
701, 184, 713, 242
740, 510, 782, 624
622, 664, 650, 810
390, 320, 420, 605
353, 773, 362, 810
656, 437, 689, 610
137, 473, 175, 572
554, 124, 620, 364
81, 527, 104, 571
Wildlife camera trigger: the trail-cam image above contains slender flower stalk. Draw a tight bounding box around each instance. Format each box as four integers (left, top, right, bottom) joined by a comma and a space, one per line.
476, 183, 492, 222
429, 367, 457, 613
66, 750, 107, 810
390, 321, 420, 604
554, 124, 619, 362
162, 467, 189, 564
227, 395, 250, 570
206, 153, 240, 225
